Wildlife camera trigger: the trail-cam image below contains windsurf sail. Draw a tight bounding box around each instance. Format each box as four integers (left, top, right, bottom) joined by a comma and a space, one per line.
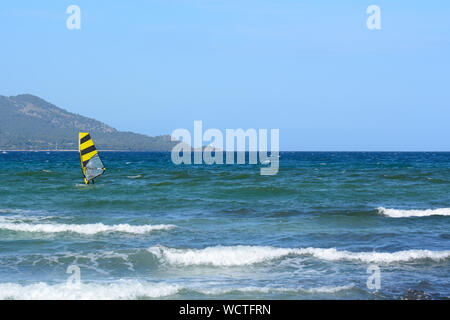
79, 132, 106, 184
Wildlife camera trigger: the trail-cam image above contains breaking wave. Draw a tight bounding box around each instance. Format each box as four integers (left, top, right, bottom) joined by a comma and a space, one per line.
0, 280, 180, 300
377, 207, 450, 218
0, 280, 356, 300
0, 222, 175, 235
148, 245, 295, 266
148, 245, 450, 266
197, 284, 355, 295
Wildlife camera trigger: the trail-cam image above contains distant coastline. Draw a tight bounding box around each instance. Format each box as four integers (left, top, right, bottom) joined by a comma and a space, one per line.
0, 94, 178, 151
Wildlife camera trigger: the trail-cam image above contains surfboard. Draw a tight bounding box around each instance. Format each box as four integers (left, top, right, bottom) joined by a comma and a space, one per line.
78, 132, 106, 184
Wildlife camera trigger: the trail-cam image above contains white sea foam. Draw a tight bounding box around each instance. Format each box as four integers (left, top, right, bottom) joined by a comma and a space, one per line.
148, 245, 450, 266
0, 280, 356, 300
377, 207, 450, 218
0, 280, 180, 300
296, 247, 450, 264
302, 285, 355, 294
74, 183, 90, 187
0, 215, 55, 223
1, 250, 137, 274
148, 245, 297, 266
0, 222, 175, 235
127, 175, 143, 179
0, 208, 34, 214
198, 284, 354, 295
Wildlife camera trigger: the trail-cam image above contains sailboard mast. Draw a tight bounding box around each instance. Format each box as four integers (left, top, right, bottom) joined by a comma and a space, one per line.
78, 132, 106, 184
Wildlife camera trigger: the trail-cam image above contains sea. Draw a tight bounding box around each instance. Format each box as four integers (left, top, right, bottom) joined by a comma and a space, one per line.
0, 151, 449, 300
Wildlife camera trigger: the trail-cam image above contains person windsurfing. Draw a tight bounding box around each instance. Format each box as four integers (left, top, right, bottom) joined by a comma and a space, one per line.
78, 133, 106, 184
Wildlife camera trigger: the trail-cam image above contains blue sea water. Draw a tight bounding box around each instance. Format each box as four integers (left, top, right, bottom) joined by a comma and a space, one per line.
0, 151, 449, 299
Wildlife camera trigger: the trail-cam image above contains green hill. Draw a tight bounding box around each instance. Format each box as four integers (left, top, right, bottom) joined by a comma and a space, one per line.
0, 94, 177, 151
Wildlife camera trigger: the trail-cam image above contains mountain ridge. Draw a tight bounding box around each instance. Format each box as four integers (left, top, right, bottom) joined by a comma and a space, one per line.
0, 94, 177, 151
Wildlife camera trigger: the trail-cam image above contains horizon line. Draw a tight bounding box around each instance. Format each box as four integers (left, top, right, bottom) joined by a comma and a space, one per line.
1, 150, 449, 153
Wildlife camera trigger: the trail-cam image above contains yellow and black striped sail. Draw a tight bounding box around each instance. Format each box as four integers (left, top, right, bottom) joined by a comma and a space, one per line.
79, 132, 105, 184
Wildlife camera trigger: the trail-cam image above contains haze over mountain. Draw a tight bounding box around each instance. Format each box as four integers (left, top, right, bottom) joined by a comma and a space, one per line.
0, 94, 177, 151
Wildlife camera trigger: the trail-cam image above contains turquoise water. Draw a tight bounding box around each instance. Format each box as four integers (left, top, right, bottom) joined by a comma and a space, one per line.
0, 151, 449, 299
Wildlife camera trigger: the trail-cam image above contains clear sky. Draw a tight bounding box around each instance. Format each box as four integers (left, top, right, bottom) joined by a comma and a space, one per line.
1, 1, 449, 150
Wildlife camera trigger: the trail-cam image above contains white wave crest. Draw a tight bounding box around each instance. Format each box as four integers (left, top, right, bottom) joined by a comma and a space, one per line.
0, 280, 180, 300
127, 175, 143, 179
302, 285, 355, 294
198, 284, 354, 295
0, 208, 34, 214
297, 247, 450, 264
148, 245, 297, 266
377, 207, 450, 218
0, 280, 356, 300
0, 215, 55, 223
0, 222, 175, 235
148, 245, 450, 266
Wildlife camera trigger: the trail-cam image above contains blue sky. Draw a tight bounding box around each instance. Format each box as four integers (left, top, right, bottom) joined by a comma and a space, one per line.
1, 1, 449, 150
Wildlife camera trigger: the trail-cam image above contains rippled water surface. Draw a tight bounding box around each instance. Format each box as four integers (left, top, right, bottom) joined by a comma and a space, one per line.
0, 152, 449, 299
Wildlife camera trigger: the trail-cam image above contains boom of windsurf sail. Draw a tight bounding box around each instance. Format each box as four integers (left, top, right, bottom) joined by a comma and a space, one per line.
79, 132, 106, 184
